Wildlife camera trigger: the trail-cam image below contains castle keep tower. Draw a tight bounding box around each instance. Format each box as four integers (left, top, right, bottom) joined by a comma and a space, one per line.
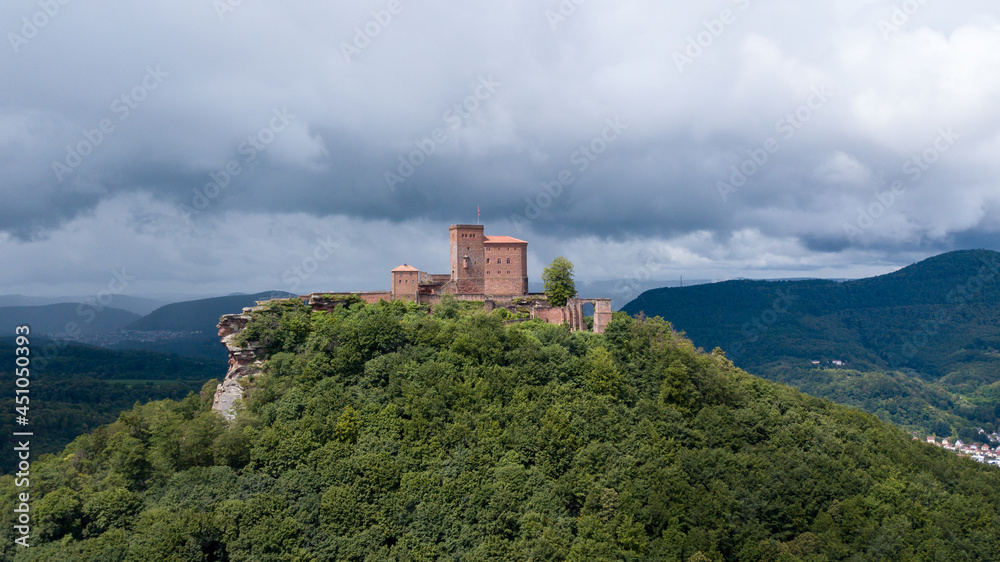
390, 224, 529, 300
483, 236, 529, 296
450, 224, 486, 294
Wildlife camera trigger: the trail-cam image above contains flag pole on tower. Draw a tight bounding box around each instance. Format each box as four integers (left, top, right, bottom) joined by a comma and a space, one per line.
477, 206, 480, 225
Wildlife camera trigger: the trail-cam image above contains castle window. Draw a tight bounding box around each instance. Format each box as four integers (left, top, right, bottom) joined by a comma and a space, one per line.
506, 258, 511, 264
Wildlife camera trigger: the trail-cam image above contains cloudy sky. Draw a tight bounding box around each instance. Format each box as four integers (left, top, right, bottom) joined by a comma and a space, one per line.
2, 0, 999, 303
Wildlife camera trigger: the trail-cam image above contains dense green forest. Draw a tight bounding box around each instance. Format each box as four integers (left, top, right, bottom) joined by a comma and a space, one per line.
622, 250, 1000, 441
3, 299, 1000, 560
0, 339, 224, 473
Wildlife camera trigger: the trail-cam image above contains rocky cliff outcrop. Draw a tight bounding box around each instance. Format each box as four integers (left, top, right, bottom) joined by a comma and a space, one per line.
211, 296, 366, 418
212, 309, 265, 420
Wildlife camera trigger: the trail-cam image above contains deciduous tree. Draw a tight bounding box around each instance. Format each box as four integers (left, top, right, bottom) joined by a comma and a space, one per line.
543, 256, 577, 307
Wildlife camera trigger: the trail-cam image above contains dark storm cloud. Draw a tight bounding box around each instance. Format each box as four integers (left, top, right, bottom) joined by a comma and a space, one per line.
2, 0, 1000, 295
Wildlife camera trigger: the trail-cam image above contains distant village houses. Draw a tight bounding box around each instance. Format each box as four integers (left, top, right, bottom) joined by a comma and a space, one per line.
923, 434, 1000, 467
810, 359, 845, 367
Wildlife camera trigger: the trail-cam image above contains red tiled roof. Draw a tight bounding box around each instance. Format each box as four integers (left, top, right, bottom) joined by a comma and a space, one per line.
391, 264, 419, 272
484, 236, 527, 244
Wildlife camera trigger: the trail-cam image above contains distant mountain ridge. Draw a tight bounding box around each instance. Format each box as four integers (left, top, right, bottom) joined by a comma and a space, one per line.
0, 291, 298, 361
0, 294, 169, 316
622, 249, 1000, 372
116, 290, 297, 359
529, 278, 716, 311
126, 290, 296, 332
621, 249, 1000, 440
0, 303, 140, 337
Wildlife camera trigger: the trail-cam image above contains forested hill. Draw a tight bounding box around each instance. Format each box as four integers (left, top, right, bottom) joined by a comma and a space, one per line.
125, 291, 295, 333
113, 291, 296, 360
621, 249, 1000, 373
0, 339, 224, 474
4, 300, 1000, 559
620, 249, 1000, 442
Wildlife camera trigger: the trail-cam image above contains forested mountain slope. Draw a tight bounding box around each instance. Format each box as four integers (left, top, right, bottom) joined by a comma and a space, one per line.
0, 339, 224, 473
3, 300, 999, 560
621, 250, 1000, 441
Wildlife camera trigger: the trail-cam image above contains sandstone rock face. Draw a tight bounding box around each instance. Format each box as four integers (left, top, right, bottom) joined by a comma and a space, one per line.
212, 311, 265, 420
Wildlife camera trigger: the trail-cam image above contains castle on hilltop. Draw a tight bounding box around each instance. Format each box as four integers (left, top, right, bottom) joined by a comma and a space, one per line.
390, 224, 529, 301
300, 223, 612, 334
214, 223, 613, 416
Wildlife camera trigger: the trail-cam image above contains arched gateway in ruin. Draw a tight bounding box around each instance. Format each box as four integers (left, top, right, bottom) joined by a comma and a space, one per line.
567, 298, 613, 334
